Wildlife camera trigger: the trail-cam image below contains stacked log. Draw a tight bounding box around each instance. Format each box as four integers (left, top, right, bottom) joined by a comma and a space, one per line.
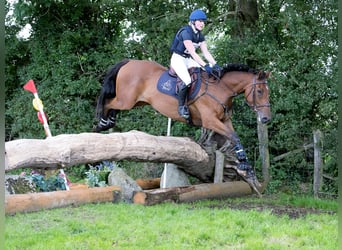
136, 178, 161, 190
133, 181, 254, 205
5, 186, 121, 215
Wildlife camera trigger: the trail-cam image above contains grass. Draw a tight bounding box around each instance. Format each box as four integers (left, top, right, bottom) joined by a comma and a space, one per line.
5, 194, 337, 250
208, 193, 338, 210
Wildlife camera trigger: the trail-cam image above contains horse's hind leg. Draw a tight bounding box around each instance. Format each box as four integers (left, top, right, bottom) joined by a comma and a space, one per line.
95, 109, 118, 132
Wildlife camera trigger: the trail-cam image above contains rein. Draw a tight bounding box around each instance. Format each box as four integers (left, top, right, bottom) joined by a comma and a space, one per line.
188, 72, 270, 116
188, 73, 234, 116
244, 76, 271, 111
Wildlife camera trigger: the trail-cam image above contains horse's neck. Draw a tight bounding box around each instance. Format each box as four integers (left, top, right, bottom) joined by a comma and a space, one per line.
222, 72, 254, 94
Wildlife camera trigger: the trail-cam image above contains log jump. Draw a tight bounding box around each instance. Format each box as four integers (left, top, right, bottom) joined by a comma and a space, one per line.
5, 130, 209, 170
5, 130, 267, 214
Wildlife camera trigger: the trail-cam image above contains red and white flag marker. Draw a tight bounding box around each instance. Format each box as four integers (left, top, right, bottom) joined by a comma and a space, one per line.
23, 79, 52, 138
23, 79, 69, 190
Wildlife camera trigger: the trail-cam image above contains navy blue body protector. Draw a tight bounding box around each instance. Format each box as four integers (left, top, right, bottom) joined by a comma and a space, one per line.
170, 25, 205, 58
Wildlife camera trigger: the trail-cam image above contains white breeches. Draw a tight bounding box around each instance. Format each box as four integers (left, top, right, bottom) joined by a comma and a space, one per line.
170, 53, 201, 86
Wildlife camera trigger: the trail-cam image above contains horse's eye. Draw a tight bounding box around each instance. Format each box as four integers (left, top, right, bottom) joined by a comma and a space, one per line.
257, 88, 263, 96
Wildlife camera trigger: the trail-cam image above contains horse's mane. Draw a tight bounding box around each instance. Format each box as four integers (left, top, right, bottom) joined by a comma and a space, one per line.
220, 63, 258, 77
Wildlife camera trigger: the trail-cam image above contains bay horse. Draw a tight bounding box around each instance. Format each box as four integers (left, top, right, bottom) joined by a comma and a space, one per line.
95, 59, 271, 192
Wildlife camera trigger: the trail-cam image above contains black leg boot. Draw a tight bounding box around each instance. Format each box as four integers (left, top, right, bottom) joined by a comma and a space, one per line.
177, 82, 190, 119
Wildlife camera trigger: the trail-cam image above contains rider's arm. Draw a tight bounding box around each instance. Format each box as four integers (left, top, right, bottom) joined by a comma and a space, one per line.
183, 40, 207, 67
200, 41, 217, 66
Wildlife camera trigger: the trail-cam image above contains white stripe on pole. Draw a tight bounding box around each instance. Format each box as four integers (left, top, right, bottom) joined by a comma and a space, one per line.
161, 118, 172, 188
166, 117, 171, 136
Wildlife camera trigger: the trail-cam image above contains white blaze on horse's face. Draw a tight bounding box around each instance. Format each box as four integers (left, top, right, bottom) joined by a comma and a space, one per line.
255, 83, 271, 124
245, 77, 271, 124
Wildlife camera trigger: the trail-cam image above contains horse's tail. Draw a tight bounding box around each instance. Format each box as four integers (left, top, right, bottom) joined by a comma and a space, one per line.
96, 59, 130, 119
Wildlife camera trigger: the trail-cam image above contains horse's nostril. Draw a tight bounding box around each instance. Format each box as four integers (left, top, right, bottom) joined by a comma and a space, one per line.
261, 117, 270, 124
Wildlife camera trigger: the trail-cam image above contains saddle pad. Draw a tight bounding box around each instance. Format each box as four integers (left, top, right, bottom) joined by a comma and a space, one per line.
156, 70, 201, 100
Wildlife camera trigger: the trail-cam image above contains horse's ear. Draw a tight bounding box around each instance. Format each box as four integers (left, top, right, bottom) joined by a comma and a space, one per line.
257, 70, 271, 80
265, 71, 271, 79
257, 70, 266, 80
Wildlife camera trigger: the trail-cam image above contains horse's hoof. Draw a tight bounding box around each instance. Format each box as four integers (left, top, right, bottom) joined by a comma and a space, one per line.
93, 125, 102, 133
232, 163, 262, 197
94, 123, 116, 132
93, 124, 110, 132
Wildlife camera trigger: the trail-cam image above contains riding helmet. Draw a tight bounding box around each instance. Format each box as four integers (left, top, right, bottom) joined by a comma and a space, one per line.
189, 9, 207, 21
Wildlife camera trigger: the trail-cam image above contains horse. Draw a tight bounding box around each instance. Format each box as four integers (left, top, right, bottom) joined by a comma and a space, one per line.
95, 59, 271, 192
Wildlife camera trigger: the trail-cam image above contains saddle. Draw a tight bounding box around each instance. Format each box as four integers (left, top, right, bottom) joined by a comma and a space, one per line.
156, 67, 202, 100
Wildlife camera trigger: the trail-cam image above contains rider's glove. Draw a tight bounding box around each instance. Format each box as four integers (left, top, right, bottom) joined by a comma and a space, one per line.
204, 64, 212, 74
213, 64, 223, 72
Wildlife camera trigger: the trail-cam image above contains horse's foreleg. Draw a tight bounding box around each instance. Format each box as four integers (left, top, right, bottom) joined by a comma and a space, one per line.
220, 132, 262, 196
202, 118, 251, 169
212, 119, 247, 161
230, 133, 248, 162
208, 119, 261, 195
214, 120, 254, 176
220, 132, 252, 172
198, 128, 216, 146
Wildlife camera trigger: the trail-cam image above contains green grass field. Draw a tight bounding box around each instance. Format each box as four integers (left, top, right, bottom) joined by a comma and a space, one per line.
5, 194, 337, 249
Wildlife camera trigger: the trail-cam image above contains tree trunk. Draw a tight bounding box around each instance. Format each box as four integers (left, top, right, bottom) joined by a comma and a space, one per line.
5, 130, 215, 182
237, 0, 259, 25
313, 130, 323, 198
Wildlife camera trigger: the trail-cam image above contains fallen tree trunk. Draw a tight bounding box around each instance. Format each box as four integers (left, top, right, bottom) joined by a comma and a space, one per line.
5, 130, 267, 193
5, 130, 214, 182
5, 186, 121, 215
133, 181, 254, 205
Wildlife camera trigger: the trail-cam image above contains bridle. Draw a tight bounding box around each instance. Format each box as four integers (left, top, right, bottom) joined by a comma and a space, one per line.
244, 76, 271, 111
188, 73, 270, 116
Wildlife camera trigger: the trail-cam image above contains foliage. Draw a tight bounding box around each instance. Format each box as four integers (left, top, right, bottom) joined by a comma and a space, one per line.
64, 164, 88, 183
30, 173, 67, 192
5, 0, 337, 194
5, 195, 337, 249
85, 160, 115, 187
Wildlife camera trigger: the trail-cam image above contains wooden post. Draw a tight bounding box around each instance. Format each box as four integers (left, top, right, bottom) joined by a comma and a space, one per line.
214, 150, 225, 183
313, 130, 323, 198
257, 119, 270, 186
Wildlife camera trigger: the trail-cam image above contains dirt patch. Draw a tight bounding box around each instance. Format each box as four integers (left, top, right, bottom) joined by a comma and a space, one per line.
213, 202, 336, 219
191, 197, 336, 219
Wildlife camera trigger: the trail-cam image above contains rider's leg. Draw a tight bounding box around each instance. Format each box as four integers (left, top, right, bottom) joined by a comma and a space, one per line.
170, 54, 193, 119
177, 82, 190, 118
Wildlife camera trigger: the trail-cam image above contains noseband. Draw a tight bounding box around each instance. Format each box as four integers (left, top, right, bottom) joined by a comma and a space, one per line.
245, 76, 271, 111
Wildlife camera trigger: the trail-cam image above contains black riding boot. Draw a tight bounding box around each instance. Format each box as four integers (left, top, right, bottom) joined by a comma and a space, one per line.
177, 82, 190, 119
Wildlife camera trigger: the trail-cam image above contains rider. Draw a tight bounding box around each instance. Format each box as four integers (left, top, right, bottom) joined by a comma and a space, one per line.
170, 9, 222, 119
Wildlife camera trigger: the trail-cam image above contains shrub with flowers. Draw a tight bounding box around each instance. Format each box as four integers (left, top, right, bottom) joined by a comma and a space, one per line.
85, 161, 116, 187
